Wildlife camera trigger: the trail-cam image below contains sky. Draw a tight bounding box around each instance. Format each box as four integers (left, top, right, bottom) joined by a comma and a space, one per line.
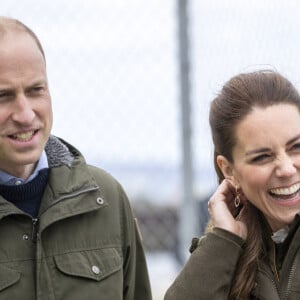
1, 0, 300, 203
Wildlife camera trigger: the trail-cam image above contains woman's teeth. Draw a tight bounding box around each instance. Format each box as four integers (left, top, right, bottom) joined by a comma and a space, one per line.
270, 183, 300, 196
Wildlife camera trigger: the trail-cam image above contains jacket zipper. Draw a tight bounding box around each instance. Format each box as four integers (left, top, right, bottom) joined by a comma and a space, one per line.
271, 242, 280, 294
32, 217, 39, 243
32, 187, 99, 242
272, 242, 280, 282
283, 249, 300, 300
39, 186, 99, 215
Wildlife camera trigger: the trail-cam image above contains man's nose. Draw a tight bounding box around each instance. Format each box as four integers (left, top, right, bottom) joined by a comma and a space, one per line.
11, 95, 35, 125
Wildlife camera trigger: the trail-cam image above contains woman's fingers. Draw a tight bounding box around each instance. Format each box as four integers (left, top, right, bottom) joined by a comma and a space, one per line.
208, 179, 247, 239
208, 179, 235, 213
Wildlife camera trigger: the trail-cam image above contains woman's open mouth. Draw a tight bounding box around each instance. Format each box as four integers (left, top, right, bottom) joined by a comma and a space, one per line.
269, 183, 300, 200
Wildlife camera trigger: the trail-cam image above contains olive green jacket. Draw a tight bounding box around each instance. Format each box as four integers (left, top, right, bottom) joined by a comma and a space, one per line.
165, 217, 300, 300
0, 136, 152, 300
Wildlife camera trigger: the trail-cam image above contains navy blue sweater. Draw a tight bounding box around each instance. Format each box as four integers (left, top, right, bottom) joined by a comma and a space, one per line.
0, 169, 49, 217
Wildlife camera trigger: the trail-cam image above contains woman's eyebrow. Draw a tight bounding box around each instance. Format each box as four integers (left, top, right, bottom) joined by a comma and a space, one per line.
286, 134, 300, 146
245, 134, 300, 156
245, 147, 270, 156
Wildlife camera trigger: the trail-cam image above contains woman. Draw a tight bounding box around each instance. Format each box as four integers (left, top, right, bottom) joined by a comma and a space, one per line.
164, 70, 300, 299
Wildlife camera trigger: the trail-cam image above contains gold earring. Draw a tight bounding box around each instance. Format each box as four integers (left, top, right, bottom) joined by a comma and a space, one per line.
234, 186, 241, 208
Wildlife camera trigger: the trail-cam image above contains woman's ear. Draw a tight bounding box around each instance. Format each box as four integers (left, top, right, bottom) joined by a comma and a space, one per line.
217, 155, 235, 182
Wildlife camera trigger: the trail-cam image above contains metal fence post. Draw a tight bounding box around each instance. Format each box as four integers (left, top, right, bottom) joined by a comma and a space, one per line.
177, 0, 198, 263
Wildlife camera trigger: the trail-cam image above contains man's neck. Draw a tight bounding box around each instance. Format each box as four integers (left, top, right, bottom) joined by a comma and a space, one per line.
0, 151, 48, 185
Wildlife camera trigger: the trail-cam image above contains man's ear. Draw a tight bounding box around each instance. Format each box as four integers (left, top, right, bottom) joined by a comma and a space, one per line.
217, 155, 235, 182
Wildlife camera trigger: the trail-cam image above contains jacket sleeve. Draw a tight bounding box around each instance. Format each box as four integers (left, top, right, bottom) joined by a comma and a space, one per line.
120, 187, 152, 300
164, 228, 244, 300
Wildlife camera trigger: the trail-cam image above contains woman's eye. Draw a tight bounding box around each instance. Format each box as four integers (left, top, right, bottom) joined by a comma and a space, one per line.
291, 143, 300, 151
251, 154, 270, 163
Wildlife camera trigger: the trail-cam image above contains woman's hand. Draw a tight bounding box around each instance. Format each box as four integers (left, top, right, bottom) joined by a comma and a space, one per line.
208, 179, 248, 240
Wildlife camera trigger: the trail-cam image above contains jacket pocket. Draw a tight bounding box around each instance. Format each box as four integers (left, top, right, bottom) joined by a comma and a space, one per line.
0, 264, 21, 291
54, 247, 122, 281
52, 247, 123, 299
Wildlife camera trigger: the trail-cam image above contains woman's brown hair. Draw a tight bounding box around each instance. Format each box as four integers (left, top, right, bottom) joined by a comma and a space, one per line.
208, 69, 300, 299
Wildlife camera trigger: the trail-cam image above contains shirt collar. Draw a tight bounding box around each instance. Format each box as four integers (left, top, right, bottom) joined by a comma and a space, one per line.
0, 151, 49, 186
271, 226, 290, 244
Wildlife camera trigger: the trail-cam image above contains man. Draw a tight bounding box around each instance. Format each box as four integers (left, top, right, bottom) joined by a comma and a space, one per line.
0, 17, 152, 300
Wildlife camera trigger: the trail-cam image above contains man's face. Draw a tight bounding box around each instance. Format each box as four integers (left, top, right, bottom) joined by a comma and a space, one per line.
0, 31, 52, 178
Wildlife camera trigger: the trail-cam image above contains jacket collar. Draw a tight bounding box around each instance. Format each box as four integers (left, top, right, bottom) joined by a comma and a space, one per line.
0, 136, 105, 225
45, 135, 75, 168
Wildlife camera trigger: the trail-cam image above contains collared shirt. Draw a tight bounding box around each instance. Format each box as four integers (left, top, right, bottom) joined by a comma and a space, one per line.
0, 151, 49, 186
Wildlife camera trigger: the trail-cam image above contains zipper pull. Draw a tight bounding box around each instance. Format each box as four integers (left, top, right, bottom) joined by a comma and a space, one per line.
32, 218, 39, 243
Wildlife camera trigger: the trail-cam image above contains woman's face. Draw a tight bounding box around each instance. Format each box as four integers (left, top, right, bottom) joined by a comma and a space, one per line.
224, 104, 300, 231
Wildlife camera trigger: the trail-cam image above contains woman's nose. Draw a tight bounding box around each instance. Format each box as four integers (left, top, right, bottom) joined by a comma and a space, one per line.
275, 155, 297, 178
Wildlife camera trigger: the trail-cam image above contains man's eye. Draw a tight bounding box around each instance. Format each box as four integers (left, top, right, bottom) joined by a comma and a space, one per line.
32, 86, 44, 92
0, 92, 12, 101
27, 86, 45, 96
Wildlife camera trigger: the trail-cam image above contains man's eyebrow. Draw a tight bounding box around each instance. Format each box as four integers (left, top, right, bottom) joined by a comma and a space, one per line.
29, 79, 47, 86
0, 87, 14, 93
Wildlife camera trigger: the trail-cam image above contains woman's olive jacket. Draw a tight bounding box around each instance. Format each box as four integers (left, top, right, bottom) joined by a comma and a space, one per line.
0, 136, 152, 300
165, 215, 300, 300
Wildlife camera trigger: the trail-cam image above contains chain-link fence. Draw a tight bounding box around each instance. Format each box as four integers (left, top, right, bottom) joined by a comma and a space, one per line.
2, 1, 300, 298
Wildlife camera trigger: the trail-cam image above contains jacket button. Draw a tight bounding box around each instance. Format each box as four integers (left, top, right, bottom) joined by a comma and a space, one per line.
92, 265, 100, 274
96, 197, 104, 205
22, 234, 29, 241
